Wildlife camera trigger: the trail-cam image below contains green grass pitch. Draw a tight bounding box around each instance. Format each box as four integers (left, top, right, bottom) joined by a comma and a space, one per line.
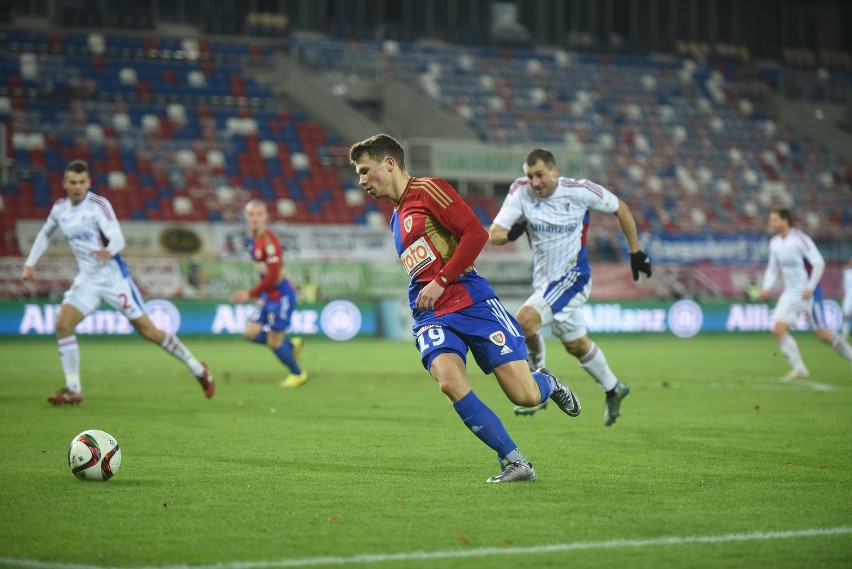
0, 333, 850, 569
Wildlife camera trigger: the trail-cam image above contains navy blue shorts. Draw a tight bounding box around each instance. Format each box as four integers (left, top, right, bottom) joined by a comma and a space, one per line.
413, 297, 528, 374
249, 279, 297, 332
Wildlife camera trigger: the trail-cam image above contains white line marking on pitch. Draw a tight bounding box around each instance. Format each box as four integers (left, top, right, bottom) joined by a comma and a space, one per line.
1, 527, 850, 569
794, 379, 837, 391
706, 380, 839, 392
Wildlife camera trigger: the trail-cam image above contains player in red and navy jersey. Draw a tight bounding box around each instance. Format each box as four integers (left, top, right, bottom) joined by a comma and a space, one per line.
350, 134, 581, 483
230, 200, 306, 388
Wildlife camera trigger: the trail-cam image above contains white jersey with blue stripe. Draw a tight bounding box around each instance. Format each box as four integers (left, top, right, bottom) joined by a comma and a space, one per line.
493, 177, 619, 289
761, 228, 825, 295
25, 191, 129, 286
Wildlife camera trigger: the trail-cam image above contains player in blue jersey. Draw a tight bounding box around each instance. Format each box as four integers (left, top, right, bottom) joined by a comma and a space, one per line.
230, 200, 306, 387
350, 134, 581, 483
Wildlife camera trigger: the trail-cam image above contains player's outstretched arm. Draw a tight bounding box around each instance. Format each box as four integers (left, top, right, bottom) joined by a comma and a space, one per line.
23, 218, 54, 275
614, 199, 651, 280
489, 220, 527, 245
614, 199, 641, 253
230, 290, 252, 304
488, 222, 510, 245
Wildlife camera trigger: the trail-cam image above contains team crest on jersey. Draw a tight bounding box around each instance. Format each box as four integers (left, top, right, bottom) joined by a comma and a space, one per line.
266, 243, 276, 255
403, 215, 413, 233
489, 331, 506, 346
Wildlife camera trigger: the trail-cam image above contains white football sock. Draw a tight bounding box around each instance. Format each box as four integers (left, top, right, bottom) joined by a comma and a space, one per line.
778, 333, 807, 372
525, 331, 546, 370
58, 335, 81, 392
504, 449, 528, 465
160, 333, 204, 376
829, 333, 852, 362
578, 341, 618, 391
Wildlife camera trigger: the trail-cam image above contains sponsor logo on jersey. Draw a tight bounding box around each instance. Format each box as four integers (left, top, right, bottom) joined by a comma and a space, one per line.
500, 345, 513, 355
404, 215, 413, 233
530, 223, 572, 234
400, 236, 436, 277
67, 231, 95, 242
489, 331, 506, 346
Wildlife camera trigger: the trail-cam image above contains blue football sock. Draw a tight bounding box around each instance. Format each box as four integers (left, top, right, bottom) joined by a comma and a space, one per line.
531, 370, 556, 404
251, 330, 268, 345
273, 339, 302, 375
452, 391, 517, 459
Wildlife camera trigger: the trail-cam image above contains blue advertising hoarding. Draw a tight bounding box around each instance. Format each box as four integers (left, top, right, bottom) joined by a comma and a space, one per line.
640, 233, 768, 264
2, 299, 842, 338
6, 299, 375, 340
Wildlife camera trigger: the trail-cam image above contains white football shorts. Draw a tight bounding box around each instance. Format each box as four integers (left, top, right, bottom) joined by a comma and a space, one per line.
62, 274, 147, 320
771, 291, 814, 328
523, 278, 591, 342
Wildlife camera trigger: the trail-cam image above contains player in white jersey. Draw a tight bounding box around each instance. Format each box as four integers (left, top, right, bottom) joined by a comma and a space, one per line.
842, 259, 852, 338
757, 208, 852, 381
490, 149, 651, 426
21, 160, 215, 405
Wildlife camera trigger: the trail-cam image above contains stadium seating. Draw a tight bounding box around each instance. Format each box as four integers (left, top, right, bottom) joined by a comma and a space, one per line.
0, 30, 374, 255
290, 36, 851, 240
2, 29, 849, 260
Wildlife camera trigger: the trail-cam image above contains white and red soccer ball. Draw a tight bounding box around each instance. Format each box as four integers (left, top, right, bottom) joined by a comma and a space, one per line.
68, 430, 122, 481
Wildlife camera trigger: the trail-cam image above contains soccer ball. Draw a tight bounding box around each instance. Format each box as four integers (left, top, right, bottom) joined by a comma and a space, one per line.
68, 430, 122, 481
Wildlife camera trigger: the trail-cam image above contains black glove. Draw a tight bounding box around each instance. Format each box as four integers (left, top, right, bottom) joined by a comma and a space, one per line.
506, 220, 528, 242
630, 250, 652, 281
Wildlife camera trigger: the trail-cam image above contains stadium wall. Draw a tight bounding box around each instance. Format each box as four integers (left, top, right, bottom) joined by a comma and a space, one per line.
7, 221, 846, 302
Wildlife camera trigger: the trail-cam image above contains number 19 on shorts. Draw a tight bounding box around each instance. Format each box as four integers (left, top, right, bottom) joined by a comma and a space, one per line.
417, 326, 445, 354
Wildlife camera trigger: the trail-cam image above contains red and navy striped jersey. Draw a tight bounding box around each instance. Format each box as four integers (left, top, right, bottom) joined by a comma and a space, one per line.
247, 230, 285, 300
391, 177, 495, 317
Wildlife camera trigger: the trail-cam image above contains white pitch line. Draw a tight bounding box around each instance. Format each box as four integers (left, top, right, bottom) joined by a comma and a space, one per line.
793, 379, 837, 391
1, 527, 850, 569
706, 381, 839, 392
